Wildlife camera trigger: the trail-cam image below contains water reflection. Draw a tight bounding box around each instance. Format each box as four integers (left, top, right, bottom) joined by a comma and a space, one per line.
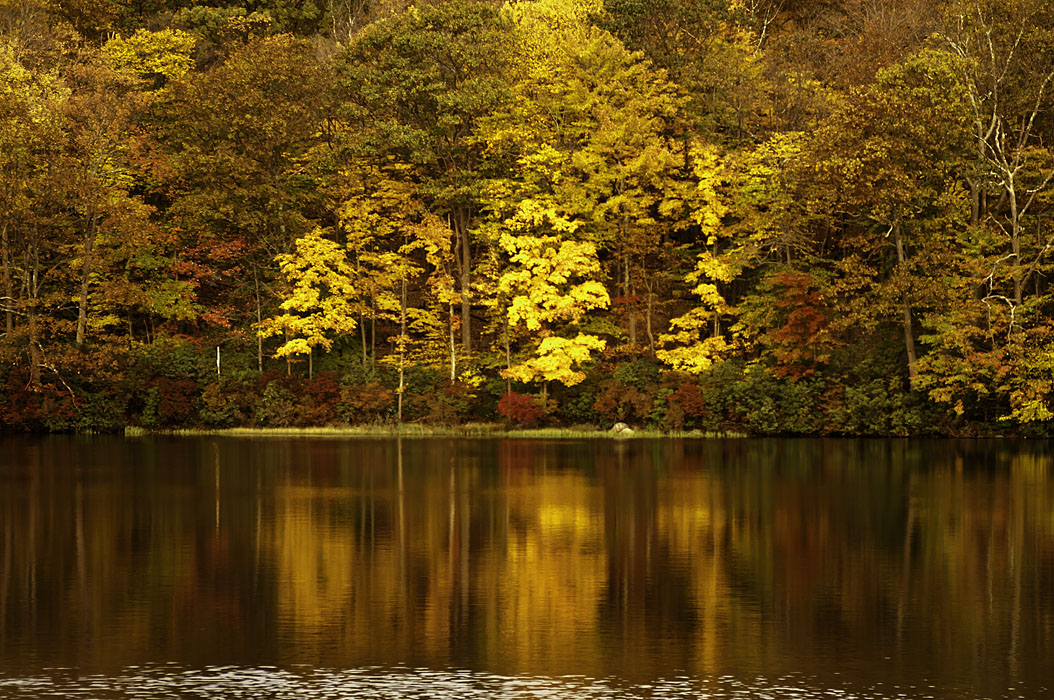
0, 437, 1052, 700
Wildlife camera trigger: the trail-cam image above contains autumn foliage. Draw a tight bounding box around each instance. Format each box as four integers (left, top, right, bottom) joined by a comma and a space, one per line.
2, 0, 1054, 435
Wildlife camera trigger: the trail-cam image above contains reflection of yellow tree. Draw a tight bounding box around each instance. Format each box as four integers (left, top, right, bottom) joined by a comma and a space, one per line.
268, 479, 456, 666
653, 474, 760, 675
483, 471, 607, 675
271, 486, 358, 655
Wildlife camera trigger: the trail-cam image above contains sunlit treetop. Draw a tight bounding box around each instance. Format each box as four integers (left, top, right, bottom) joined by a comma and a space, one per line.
103, 28, 194, 87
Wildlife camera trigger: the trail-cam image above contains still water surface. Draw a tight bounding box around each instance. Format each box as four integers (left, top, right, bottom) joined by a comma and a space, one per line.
0, 436, 1051, 699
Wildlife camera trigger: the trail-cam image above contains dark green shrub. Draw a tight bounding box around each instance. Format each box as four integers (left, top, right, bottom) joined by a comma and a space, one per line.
200, 381, 242, 427
254, 381, 303, 427
409, 380, 476, 424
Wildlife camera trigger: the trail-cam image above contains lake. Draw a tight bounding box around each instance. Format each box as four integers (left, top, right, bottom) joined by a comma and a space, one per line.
0, 436, 1051, 699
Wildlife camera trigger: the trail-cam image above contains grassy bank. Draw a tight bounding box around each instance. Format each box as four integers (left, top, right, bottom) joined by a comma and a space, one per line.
123, 424, 742, 439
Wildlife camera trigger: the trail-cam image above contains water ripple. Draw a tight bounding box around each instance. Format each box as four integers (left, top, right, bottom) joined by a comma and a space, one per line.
0, 667, 1014, 700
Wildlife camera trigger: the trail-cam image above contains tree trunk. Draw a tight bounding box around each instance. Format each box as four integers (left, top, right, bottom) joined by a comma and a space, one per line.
894, 222, 918, 380
27, 309, 41, 389
645, 289, 656, 358
254, 268, 263, 373
455, 212, 472, 353
967, 176, 981, 228
75, 210, 97, 346
360, 312, 369, 373
624, 253, 637, 346
284, 329, 292, 376
504, 302, 512, 394
448, 302, 456, 382
1008, 183, 1023, 306
1, 222, 12, 336
27, 242, 41, 389
397, 274, 407, 423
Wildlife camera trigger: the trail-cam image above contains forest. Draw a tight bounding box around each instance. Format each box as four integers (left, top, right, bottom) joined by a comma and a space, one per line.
1, 0, 1053, 435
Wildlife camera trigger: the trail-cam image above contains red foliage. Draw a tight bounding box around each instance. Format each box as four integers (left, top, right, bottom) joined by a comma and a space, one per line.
497, 391, 545, 427
766, 271, 833, 378
255, 369, 302, 392
153, 377, 200, 426
303, 372, 341, 424
0, 370, 42, 430
593, 380, 651, 424
669, 380, 708, 420
339, 382, 394, 423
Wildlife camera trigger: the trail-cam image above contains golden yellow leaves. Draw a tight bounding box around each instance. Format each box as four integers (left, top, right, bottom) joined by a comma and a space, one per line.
258, 228, 361, 358
504, 334, 607, 387
498, 232, 610, 386
102, 29, 195, 85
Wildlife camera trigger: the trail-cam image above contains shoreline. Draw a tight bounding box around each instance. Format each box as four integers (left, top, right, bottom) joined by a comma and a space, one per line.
121, 425, 744, 439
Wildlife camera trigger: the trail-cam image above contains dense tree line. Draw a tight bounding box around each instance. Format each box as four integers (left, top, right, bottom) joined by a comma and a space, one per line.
2, 0, 1053, 434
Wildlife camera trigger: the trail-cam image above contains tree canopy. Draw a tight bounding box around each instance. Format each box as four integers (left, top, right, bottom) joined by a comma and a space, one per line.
3, 0, 1054, 434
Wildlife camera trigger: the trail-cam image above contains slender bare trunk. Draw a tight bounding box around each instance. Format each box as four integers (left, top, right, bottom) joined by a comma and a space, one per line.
27, 310, 41, 389
456, 212, 472, 353
1009, 184, 1023, 306
27, 243, 41, 388
448, 302, 456, 382
624, 253, 636, 346
284, 329, 291, 376
355, 252, 367, 374
360, 312, 368, 373
504, 301, 512, 394
894, 222, 918, 380
370, 295, 376, 378
397, 274, 407, 423
308, 348, 313, 380
645, 290, 656, 358
967, 177, 981, 227
254, 268, 263, 373
2, 222, 12, 336
75, 211, 97, 346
